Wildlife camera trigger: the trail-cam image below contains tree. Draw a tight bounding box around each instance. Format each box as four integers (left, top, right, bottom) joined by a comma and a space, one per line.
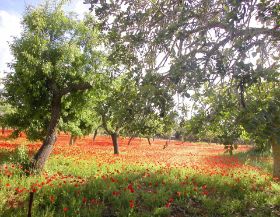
185, 85, 243, 154
185, 81, 280, 177
124, 72, 176, 145
92, 73, 138, 154
3, 1, 105, 172
241, 82, 280, 178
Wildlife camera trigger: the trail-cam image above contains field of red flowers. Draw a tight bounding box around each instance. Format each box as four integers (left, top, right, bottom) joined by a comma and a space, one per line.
0, 131, 279, 217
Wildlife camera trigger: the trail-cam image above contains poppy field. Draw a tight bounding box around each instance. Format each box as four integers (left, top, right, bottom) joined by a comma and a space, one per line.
0, 131, 280, 217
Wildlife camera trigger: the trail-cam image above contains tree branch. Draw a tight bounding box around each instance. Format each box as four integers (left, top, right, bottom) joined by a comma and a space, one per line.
60, 82, 92, 96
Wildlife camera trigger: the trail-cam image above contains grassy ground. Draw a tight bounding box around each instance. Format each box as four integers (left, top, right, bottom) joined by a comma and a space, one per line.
0, 133, 280, 217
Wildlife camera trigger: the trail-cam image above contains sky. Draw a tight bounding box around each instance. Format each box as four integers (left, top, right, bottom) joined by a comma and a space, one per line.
0, 0, 90, 81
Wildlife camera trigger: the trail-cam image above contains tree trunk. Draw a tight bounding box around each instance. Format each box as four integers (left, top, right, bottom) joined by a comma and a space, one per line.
128, 136, 134, 145
1, 126, 4, 135
147, 137, 152, 145
31, 95, 61, 173
271, 137, 280, 179
93, 129, 98, 142
163, 141, 168, 149
111, 133, 119, 154
69, 135, 77, 145
27, 192, 34, 217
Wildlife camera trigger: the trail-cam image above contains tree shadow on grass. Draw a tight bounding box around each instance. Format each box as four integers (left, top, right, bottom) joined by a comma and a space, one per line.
0, 149, 14, 164
1, 167, 280, 217
0, 136, 23, 165
233, 149, 273, 173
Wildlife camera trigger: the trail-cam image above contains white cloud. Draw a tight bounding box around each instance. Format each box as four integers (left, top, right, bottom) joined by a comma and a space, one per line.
0, 10, 21, 80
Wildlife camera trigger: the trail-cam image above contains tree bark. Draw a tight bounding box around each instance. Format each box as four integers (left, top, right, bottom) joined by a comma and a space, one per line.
271, 137, 280, 180
69, 135, 77, 145
31, 95, 61, 172
147, 137, 152, 145
128, 136, 134, 145
111, 133, 119, 154
93, 129, 98, 142
1, 126, 4, 135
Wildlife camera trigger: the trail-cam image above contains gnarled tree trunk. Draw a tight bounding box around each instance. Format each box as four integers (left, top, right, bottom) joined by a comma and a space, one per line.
111, 133, 119, 154
31, 95, 61, 172
271, 137, 280, 179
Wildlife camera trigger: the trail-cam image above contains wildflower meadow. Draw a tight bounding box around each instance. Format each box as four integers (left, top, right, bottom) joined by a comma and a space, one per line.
0, 131, 279, 217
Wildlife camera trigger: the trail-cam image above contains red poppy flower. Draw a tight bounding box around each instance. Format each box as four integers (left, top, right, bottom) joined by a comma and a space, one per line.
129, 200, 134, 208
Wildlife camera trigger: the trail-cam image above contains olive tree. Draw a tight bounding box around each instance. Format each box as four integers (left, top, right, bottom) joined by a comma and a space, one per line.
92, 73, 138, 154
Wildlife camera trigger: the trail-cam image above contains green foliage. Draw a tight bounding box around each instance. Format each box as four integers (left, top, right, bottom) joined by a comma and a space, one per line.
10, 144, 30, 169
91, 71, 176, 139
182, 80, 280, 157
241, 82, 280, 146
60, 90, 100, 137
3, 1, 105, 140
92, 73, 139, 135
183, 85, 243, 150
86, 0, 279, 92
125, 72, 177, 139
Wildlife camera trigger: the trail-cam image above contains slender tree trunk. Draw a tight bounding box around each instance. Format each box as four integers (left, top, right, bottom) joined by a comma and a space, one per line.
69, 135, 77, 145
31, 95, 61, 172
1, 126, 4, 135
111, 133, 119, 154
163, 141, 168, 149
93, 129, 98, 142
27, 192, 34, 217
128, 136, 134, 145
147, 137, 152, 145
271, 137, 280, 179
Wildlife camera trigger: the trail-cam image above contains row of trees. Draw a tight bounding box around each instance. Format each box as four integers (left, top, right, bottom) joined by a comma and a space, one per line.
0, 0, 279, 178
84, 0, 280, 177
